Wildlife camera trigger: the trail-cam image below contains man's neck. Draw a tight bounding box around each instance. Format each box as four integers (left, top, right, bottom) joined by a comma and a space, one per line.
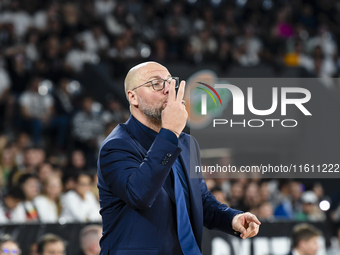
132, 112, 161, 133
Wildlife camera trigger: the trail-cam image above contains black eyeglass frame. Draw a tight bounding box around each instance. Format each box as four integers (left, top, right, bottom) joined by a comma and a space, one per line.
131, 77, 179, 91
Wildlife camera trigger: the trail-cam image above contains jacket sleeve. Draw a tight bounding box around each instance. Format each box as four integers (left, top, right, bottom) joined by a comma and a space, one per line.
99, 129, 182, 210
200, 178, 243, 235
191, 136, 243, 235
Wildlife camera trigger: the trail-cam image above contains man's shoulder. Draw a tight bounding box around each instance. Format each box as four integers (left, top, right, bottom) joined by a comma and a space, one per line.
100, 122, 131, 149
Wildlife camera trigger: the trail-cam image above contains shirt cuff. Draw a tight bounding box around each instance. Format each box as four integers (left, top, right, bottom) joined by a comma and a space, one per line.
159, 128, 179, 146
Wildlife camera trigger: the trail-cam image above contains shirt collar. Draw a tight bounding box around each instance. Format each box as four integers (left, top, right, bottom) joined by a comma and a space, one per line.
131, 114, 158, 142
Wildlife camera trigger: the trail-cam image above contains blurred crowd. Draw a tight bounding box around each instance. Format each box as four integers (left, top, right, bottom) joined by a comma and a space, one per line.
0, 224, 102, 255
202, 154, 340, 224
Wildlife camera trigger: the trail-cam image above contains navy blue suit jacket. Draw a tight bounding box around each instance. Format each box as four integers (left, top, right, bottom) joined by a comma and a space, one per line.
97, 115, 242, 255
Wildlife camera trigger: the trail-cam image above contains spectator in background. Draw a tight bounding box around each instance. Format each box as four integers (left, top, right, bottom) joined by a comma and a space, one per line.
18, 77, 54, 146
108, 32, 139, 78
288, 223, 321, 255
243, 181, 261, 213
217, 40, 233, 71
257, 202, 274, 221
62, 149, 86, 193
60, 172, 101, 223
41, 35, 64, 83
68, 150, 87, 172
0, 187, 26, 224
60, 3, 83, 39
0, 145, 17, 190
105, 3, 135, 37
77, 23, 109, 55
284, 40, 314, 72
34, 174, 62, 223
139, 5, 162, 43
189, 29, 217, 63
0, 0, 32, 39
312, 46, 337, 81
234, 24, 262, 66
273, 7, 294, 39
0, 235, 22, 255
79, 224, 102, 255
298, 4, 317, 34
37, 162, 53, 183
37, 234, 66, 255
52, 78, 75, 117
0, 62, 11, 132
22, 146, 45, 173
17, 173, 41, 222
4, 48, 30, 96
12, 132, 31, 166
296, 191, 326, 222
307, 25, 337, 59
165, 2, 190, 38
6, 146, 46, 187
72, 96, 104, 167
274, 179, 294, 219
227, 180, 245, 211
290, 180, 304, 214
94, 0, 116, 18
102, 98, 129, 124
259, 180, 280, 208
312, 182, 326, 202
150, 38, 167, 62
65, 40, 100, 73
28, 243, 39, 255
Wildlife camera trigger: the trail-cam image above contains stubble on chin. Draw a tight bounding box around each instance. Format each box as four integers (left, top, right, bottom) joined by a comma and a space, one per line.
139, 97, 166, 126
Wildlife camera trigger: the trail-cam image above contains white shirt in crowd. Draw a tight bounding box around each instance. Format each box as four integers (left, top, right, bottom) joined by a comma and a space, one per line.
65, 49, 100, 72
94, 0, 116, 18
19, 91, 54, 119
0, 202, 26, 224
34, 195, 59, 223
60, 190, 101, 223
0, 10, 32, 38
77, 30, 109, 54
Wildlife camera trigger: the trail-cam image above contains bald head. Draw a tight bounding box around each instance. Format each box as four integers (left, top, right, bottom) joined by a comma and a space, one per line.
124, 62, 169, 99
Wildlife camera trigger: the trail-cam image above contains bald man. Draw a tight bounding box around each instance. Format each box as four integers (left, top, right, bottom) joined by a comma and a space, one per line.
97, 62, 260, 255
80, 225, 102, 255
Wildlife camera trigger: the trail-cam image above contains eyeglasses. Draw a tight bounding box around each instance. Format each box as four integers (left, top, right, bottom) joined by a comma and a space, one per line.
132, 77, 179, 91
1, 248, 21, 254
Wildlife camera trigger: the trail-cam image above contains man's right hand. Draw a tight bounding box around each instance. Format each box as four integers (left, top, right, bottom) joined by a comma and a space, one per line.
161, 79, 188, 137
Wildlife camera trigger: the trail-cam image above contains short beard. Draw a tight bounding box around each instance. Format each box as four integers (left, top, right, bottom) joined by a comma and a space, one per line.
139, 96, 165, 126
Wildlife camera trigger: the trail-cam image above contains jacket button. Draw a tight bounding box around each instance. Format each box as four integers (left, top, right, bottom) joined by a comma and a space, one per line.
167, 153, 172, 157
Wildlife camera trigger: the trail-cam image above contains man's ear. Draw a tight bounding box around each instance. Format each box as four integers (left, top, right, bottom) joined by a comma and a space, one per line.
127, 90, 138, 107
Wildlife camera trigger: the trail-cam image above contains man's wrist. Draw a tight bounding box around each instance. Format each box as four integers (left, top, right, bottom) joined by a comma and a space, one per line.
159, 128, 179, 145
162, 127, 180, 138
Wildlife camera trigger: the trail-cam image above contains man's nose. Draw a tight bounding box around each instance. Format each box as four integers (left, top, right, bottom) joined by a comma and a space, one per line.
163, 81, 171, 94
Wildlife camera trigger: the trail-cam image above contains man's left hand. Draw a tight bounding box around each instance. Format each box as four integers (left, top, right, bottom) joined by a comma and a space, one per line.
232, 212, 261, 239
